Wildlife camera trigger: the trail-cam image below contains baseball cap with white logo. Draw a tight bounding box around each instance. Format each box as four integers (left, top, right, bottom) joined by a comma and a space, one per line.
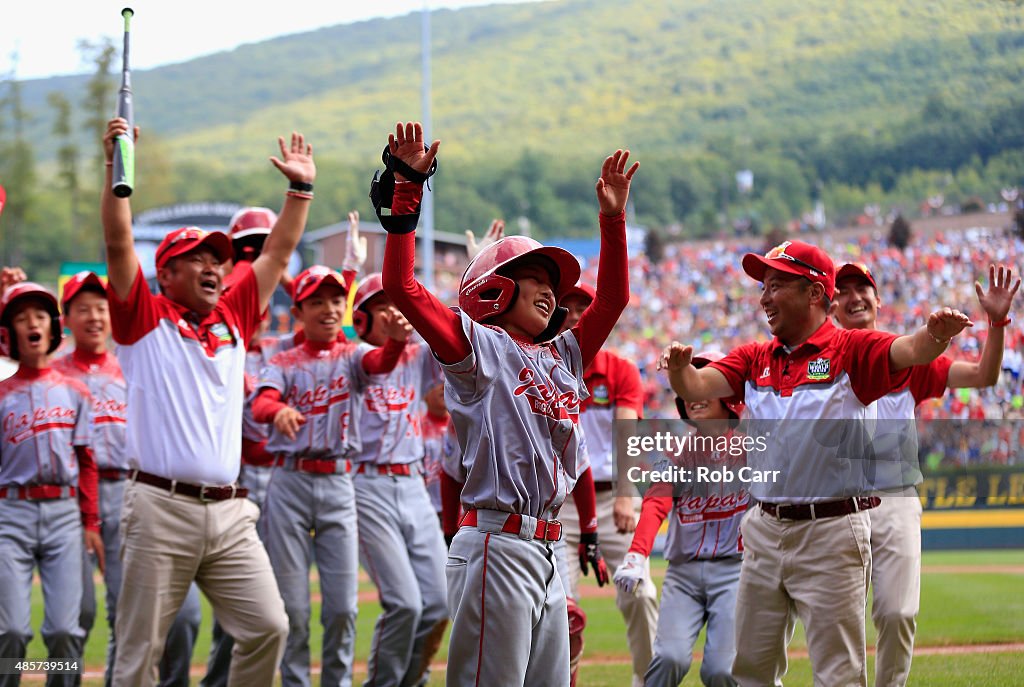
741, 240, 836, 300
155, 227, 233, 270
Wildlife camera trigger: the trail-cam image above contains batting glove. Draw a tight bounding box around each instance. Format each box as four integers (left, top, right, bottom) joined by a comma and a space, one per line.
578, 532, 610, 587
613, 552, 647, 595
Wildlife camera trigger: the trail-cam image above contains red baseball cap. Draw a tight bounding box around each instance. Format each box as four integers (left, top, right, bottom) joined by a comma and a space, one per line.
836, 262, 878, 292
741, 240, 836, 300
61, 271, 106, 312
291, 265, 349, 304
560, 281, 596, 304
155, 227, 233, 270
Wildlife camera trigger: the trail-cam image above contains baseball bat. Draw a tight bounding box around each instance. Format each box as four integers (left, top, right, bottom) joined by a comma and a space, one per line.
111, 8, 135, 198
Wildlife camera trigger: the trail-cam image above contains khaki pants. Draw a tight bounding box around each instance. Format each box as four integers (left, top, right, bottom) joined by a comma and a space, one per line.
112, 481, 288, 687
733, 506, 872, 687
868, 495, 922, 687
560, 492, 659, 686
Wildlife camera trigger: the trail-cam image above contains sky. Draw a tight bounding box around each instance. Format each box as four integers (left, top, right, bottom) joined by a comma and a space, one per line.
2, 0, 543, 81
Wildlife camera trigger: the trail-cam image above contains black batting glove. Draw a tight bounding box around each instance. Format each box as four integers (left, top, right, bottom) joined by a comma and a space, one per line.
578, 532, 610, 587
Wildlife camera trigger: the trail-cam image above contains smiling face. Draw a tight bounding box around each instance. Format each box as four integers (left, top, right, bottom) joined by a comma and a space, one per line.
683, 397, 732, 422
758, 267, 826, 345
560, 294, 591, 331
157, 246, 224, 315
8, 299, 54, 365
64, 290, 111, 354
833, 276, 879, 330
494, 258, 558, 339
292, 283, 346, 343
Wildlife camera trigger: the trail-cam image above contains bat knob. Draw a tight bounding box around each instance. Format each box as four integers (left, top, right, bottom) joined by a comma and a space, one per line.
121, 7, 134, 18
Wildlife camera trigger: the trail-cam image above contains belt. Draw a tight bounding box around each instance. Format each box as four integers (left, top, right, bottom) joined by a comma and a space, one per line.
0, 485, 76, 500
131, 470, 249, 502
594, 481, 615, 493
275, 456, 351, 475
460, 509, 562, 542
99, 468, 130, 481
355, 463, 414, 477
759, 496, 881, 521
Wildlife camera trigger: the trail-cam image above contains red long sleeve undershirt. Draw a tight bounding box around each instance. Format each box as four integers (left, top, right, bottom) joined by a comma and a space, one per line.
628, 493, 673, 557
241, 438, 276, 467
76, 445, 100, 533
383, 183, 630, 368
251, 337, 407, 423
440, 471, 463, 537
571, 467, 598, 535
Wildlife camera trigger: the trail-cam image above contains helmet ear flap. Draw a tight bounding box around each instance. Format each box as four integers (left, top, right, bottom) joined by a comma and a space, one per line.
353, 309, 371, 339
533, 305, 568, 343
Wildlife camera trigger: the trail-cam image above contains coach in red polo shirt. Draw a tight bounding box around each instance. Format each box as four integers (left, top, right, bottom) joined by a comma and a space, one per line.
660, 240, 972, 687
100, 117, 315, 686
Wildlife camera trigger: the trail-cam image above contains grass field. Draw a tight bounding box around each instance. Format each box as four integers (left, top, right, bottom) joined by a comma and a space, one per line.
21, 550, 1024, 685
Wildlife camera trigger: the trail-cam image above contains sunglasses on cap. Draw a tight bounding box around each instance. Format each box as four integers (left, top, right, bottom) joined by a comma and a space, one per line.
764, 244, 828, 279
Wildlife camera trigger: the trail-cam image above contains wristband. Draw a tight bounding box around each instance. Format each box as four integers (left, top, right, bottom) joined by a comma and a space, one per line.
288, 180, 314, 193
286, 190, 313, 201
928, 332, 951, 346
105, 161, 113, 167
990, 317, 1011, 328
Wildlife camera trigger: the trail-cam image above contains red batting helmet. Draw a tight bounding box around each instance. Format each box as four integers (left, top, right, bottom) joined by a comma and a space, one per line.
0, 282, 63, 359
291, 265, 349, 305
459, 236, 581, 340
675, 350, 744, 423
228, 207, 277, 263
352, 272, 385, 339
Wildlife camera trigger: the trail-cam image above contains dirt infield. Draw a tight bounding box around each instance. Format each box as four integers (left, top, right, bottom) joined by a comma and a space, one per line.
22, 641, 1024, 681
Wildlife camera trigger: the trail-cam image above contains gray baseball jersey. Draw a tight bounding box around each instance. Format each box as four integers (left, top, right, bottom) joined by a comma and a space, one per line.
441, 310, 590, 519
53, 352, 128, 471
421, 412, 449, 512
352, 342, 440, 465
0, 369, 92, 485
259, 342, 368, 458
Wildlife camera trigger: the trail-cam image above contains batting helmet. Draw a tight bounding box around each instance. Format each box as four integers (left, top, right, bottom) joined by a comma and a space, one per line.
352, 272, 385, 339
228, 207, 277, 263
0, 282, 63, 359
291, 265, 349, 305
674, 350, 743, 423
459, 236, 581, 341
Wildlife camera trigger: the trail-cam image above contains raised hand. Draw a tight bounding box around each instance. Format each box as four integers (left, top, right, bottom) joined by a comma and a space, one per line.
926, 307, 974, 344
0, 266, 27, 292
379, 305, 414, 343
269, 132, 316, 184
103, 117, 139, 164
466, 219, 505, 260
343, 211, 368, 273
388, 121, 440, 181
595, 149, 639, 216
975, 264, 1020, 324
657, 342, 694, 372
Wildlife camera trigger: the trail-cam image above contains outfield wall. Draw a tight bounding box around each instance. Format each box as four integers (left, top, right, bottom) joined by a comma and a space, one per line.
920, 467, 1024, 550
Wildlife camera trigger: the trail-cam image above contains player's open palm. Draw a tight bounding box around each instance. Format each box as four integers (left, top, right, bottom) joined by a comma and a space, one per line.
270, 132, 316, 184
466, 219, 505, 260
389, 121, 440, 179
343, 211, 368, 273
595, 149, 639, 216
274, 406, 306, 441
975, 264, 1020, 323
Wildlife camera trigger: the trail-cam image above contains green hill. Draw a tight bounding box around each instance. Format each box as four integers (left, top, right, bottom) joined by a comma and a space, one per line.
4, 0, 1024, 279
16, 0, 1024, 168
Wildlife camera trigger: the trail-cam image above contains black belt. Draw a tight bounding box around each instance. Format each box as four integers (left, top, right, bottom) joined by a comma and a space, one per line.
759, 496, 880, 521
132, 470, 249, 502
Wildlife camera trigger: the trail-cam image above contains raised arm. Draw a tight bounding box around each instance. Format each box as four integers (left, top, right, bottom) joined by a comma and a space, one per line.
378, 122, 470, 364
572, 150, 638, 367
948, 264, 1019, 388
100, 118, 141, 299
658, 342, 736, 401
252, 133, 317, 312
888, 307, 974, 372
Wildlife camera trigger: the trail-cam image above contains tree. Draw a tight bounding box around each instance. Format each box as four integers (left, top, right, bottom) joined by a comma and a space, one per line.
0, 57, 37, 269
48, 92, 82, 245
78, 38, 117, 174
889, 214, 912, 251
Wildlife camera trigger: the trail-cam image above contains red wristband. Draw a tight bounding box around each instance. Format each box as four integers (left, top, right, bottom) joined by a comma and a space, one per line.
990, 317, 1011, 328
